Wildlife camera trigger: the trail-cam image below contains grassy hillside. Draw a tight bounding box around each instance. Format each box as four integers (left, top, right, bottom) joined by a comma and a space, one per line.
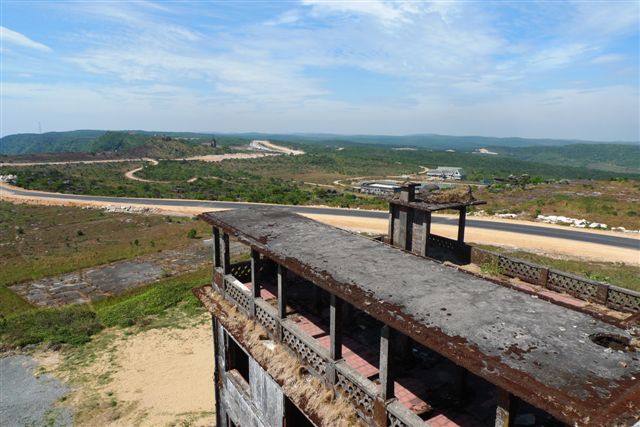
0, 130, 250, 156
488, 144, 640, 173
0, 130, 105, 154
0, 201, 210, 317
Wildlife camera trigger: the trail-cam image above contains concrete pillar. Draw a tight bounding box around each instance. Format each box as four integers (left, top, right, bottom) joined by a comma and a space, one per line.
421, 212, 432, 257
399, 183, 419, 202
211, 315, 223, 427
379, 325, 394, 401
330, 294, 343, 360
387, 204, 395, 245
457, 207, 466, 243
277, 264, 287, 319
250, 249, 261, 317
495, 388, 516, 427
212, 227, 221, 268
221, 232, 230, 275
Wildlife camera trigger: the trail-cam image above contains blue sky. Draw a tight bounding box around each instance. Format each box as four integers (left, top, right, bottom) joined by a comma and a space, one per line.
1, 0, 638, 141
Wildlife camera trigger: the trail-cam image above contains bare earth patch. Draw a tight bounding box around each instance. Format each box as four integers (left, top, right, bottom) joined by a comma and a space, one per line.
35, 316, 215, 427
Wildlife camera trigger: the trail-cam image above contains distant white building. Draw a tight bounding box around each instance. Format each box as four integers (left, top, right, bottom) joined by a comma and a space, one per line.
359, 181, 402, 195
426, 167, 464, 180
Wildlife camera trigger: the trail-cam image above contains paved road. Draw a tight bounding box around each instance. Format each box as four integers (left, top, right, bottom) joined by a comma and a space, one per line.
0, 355, 73, 427
2, 185, 639, 250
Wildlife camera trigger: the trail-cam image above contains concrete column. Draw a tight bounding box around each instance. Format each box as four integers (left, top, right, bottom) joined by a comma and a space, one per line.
397, 207, 408, 250
211, 315, 223, 427
495, 388, 516, 427
421, 212, 432, 257
330, 294, 343, 360
457, 207, 466, 243
387, 204, 395, 245
379, 325, 394, 401
212, 227, 221, 268
250, 249, 261, 317
277, 264, 287, 319
221, 232, 231, 275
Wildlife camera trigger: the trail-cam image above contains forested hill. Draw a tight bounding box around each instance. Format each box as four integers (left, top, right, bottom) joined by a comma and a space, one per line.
0, 130, 105, 154
231, 132, 635, 150
489, 144, 640, 174
3, 129, 636, 155
0, 130, 245, 156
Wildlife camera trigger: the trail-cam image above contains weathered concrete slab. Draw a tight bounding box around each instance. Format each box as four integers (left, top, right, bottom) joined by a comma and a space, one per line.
8, 240, 245, 307
0, 355, 73, 427
201, 207, 640, 426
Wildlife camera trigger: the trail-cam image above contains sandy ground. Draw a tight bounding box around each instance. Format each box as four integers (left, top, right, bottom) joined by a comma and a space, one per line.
180, 152, 276, 162
250, 140, 305, 155
34, 317, 215, 427
1, 182, 638, 265
108, 322, 214, 426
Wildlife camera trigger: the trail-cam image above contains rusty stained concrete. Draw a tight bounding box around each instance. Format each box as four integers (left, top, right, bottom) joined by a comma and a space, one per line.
200, 207, 640, 427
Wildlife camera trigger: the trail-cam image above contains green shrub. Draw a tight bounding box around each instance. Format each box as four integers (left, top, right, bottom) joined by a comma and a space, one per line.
95, 271, 206, 327
480, 258, 504, 276
187, 228, 197, 239
1, 305, 103, 347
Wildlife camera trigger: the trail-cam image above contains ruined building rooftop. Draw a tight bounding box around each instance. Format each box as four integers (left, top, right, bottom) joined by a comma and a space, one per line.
199, 207, 639, 426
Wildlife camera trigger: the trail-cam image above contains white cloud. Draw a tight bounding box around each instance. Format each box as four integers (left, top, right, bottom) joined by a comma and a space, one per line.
591, 53, 626, 65
0, 26, 52, 52
302, 0, 419, 27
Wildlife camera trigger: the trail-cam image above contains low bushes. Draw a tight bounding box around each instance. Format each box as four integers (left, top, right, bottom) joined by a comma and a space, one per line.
0, 305, 103, 347
0, 269, 209, 349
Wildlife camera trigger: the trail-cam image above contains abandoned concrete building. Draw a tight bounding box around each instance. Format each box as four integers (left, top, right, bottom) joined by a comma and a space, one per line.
426, 167, 465, 180
359, 181, 403, 196
194, 185, 640, 427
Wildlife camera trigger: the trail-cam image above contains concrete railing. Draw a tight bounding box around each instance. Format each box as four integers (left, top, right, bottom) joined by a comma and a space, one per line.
470, 248, 640, 313
223, 275, 252, 314
428, 233, 471, 262
334, 360, 377, 422
387, 399, 425, 427
229, 260, 252, 284
281, 319, 329, 376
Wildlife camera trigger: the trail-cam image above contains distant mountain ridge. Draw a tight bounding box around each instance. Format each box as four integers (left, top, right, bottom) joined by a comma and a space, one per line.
2, 129, 638, 156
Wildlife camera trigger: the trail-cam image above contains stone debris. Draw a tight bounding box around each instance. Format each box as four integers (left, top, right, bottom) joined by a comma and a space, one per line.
81, 204, 158, 214
536, 215, 639, 233
0, 174, 17, 183
537, 214, 606, 229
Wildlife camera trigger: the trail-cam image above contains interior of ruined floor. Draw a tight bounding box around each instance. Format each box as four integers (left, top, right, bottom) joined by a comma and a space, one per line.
231, 247, 563, 427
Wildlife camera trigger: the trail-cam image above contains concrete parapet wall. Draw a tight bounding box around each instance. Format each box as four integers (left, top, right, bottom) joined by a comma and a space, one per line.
470, 247, 640, 313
